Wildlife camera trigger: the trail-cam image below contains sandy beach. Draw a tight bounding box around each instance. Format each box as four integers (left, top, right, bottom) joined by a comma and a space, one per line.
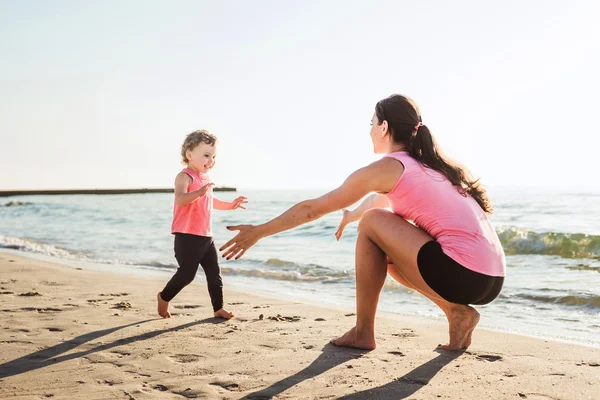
0, 251, 598, 400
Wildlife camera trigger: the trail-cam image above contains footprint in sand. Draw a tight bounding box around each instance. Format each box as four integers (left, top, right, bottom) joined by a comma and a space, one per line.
100, 293, 130, 297
267, 314, 302, 322
174, 304, 203, 309
392, 332, 417, 338
99, 379, 122, 386
398, 376, 428, 385
112, 301, 131, 309
576, 362, 600, 367
172, 388, 211, 398
124, 370, 151, 377
19, 291, 42, 297
0, 340, 34, 344
46, 327, 63, 332
153, 384, 168, 391
169, 354, 204, 363
110, 350, 131, 357
209, 381, 240, 391
20, 307, 63, 313
473, 353, 503, 362
388, 351, 405, 356
40, 281, 63, 286
518, 393, 560, 399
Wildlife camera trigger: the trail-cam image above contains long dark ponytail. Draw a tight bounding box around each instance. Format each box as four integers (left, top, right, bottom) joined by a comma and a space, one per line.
375, 94, 493, 214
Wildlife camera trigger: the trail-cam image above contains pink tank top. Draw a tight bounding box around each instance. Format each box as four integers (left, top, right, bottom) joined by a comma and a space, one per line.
384, 152, 505, 277
171, 168, 213, 237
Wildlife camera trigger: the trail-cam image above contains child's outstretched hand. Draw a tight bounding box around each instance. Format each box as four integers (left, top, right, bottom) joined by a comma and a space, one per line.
196, 182, 215, 197
335, 209, 351, 240
230, 196, 248, 210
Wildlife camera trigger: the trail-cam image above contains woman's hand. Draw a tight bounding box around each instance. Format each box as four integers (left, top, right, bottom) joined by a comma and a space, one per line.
230, 196, 248, 210
219, 224, 263, 260
335, 209, 352, 240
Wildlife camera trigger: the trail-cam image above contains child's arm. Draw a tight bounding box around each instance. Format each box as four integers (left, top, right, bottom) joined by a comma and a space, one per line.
335, 193, 390, 240
214, 196, 248, 211
174, 172, 214, 207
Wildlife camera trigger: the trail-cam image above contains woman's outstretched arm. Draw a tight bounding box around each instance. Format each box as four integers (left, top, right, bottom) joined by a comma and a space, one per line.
220, 158, 403, 259
335, 194, 390, 240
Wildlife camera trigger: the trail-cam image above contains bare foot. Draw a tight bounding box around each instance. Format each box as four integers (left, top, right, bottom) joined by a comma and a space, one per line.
330, 326, 376, 350
157, 292, 171, 319
438, 305, 480, 350
214, 308, 234, 319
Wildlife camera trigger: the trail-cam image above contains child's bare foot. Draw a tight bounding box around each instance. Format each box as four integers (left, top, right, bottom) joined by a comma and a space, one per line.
214, 308, 234, 319
157, 292, 171, 318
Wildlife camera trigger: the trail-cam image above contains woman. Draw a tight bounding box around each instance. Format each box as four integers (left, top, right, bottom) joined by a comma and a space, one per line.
220, 94, 505, 350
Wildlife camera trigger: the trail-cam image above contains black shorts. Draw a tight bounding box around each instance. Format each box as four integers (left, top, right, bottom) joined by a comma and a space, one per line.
417, 241, 503, 305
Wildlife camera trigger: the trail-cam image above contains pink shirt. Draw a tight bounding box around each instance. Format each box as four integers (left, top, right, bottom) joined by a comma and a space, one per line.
171, 168, 213, 237
384, 152, 505, 277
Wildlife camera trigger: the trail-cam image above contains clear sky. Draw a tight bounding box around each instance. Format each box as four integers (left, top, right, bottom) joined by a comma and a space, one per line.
1, 1, 599, 191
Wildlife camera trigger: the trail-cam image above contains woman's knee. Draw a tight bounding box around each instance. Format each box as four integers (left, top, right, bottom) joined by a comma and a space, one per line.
358, 208, 390, 233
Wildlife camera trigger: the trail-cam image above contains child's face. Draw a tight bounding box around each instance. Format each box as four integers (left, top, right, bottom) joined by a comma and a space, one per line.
186, 142, 216, 173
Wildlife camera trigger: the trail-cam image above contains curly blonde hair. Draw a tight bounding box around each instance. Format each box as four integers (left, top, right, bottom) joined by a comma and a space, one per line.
180, 130, 217, 164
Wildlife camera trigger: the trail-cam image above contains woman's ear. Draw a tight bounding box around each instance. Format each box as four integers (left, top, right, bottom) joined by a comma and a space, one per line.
381, 120, 388, 136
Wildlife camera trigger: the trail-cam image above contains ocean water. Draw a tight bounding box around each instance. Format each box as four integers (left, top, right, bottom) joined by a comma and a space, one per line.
1, 188, 599, 347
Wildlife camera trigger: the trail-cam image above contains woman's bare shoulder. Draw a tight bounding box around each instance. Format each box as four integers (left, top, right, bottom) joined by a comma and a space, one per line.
362, 157, 405, 193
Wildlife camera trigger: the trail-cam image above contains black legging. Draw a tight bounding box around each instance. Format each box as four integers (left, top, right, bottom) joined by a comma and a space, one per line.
160, 233, 224, 312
